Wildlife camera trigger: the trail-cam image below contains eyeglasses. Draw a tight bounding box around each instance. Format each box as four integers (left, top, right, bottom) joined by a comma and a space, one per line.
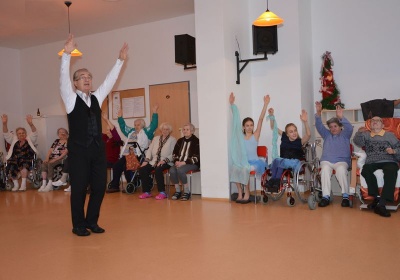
371, 118, 382, 123
75, 76, 92, 81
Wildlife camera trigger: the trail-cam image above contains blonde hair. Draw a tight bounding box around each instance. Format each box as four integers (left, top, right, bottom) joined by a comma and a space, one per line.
159, 122, 173, 133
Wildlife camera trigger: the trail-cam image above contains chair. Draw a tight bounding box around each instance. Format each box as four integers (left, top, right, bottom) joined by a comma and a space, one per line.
230, 146, 268, 204
352, 118, 400, 211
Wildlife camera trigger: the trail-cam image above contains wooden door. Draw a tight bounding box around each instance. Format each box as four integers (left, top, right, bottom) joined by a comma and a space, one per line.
149, 82, 190, 140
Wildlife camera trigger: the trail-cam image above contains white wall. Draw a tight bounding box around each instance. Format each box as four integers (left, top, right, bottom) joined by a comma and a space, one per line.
0, 47, 23, 156
311, 0, 400, 109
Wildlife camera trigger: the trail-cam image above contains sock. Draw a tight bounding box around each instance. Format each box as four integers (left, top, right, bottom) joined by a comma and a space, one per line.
174, 184, 181, 192
42, 180, 47, 186
60, 173, 68, 183
183, 185, 190, 193
21, 178, 27, 188
342, 193, 349, 199
13, 180, 19, 189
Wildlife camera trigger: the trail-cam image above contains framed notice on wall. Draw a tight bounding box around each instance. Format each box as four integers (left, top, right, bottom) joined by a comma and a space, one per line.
111, 88, 146, 120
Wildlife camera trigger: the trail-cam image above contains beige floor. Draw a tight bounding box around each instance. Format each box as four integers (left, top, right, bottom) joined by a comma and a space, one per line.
1, 187, 400, 280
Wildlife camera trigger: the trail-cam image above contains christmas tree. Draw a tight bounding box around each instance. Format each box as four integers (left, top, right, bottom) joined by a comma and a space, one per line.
319, 51, 344, 109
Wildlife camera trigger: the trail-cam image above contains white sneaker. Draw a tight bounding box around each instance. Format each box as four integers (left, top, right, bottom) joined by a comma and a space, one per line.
42, 181, 53, 192
64, 186, 71, 192
53, 180, 67, 187
38, 182, 47, 192
18, 185, 26, 192
11, 184, 19, 192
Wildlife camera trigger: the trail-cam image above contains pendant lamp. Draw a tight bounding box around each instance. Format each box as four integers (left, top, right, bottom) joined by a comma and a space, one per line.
253, 0, 284, 27
58, 1, 82, 56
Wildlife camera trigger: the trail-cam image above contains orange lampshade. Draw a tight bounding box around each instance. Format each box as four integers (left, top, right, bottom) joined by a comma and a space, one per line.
253, 10, 284, 26
58, 48, 83, 56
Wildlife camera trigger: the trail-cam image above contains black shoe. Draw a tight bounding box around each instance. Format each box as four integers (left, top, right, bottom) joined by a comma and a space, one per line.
240, 199, 251, 204
341, 198, 350, 207
367, 198, 379, 210
72, 227, 91, 236
171, 192, 182, 200
86, 224, 105, 233
374, 204, 391, 217
318, 197, 330, 207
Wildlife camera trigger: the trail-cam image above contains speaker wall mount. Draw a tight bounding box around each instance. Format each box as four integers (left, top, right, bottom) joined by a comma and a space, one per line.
236, 25, 279, 84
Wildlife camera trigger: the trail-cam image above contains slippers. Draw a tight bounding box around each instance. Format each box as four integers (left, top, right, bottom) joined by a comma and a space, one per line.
155, 193, 167, 200
138, 192, 152, 199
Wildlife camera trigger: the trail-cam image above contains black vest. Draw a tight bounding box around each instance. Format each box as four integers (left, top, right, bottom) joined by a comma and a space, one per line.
67, 95, 102, 147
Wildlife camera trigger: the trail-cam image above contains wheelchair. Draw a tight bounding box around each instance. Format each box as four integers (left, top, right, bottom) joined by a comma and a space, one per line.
261, 140, 322, 209
106, 142, 148, 194
1, 153, 42, 190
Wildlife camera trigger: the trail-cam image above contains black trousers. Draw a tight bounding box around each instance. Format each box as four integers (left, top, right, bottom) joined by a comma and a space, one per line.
361, 162, 399, 202
110, 156, 129, 189
139, 163, 170, 193
69, 141, 106, 228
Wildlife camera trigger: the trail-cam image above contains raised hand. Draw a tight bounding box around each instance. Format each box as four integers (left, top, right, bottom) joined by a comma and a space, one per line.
336, 105, 343, 119
268, 108, 274, 116
26, 115, 33, 125
118, 43, 129, 61
229, 92, 235, 105
117, 108, 122, 118
152, 104, 159, 114
315, 101, 322, 116
64, 33, 76, 54
264, 95, 270, 105
300, 109, 308, 122
1, 114, 7, 124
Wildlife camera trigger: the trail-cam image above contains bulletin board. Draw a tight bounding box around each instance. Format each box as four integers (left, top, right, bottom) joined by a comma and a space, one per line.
111, 88, 146, 120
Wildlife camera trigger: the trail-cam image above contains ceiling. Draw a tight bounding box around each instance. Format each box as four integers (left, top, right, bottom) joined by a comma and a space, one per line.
0, 0, 194, 49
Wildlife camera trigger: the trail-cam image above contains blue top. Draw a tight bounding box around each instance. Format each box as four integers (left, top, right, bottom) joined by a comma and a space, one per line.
315, 115, 353, 166
244, 135, 258, 161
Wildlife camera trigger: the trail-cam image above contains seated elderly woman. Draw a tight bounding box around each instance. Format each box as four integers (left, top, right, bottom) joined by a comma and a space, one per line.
106, 106, 158, 193
38, 128, 69, 192
2, 114, 38, 192
138, 122, 177, 200
101, 112, 123, 168
170, 123, 200, 201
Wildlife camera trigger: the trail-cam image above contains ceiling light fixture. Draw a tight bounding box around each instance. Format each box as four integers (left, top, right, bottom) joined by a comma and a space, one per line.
58, 1, 82, 56
253, 0, 284, 27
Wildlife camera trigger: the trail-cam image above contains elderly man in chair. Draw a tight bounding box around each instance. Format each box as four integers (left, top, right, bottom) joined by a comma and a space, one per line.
353, 116, 400, 217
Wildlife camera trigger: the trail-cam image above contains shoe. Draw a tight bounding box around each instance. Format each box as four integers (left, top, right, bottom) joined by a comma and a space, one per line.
374, 204, 391, 217
367, 198, 379, 210
64, 186, 71, 192
72, 227, 91, 236
86, 224, 105, 233
235, 199, 242, 203
52, 180, 67, 187
42, 181, 53, 192
139, 192, 152, 199
180, 192, 191, 201
106, 188, 120, 193
38, 183, 46, 192
240, 199, 251, 204
155, 192, 167, 200
172, 192, 182, 200
341, 198, 350, 207
318, 197, 330, 207
18, 185, 26, 192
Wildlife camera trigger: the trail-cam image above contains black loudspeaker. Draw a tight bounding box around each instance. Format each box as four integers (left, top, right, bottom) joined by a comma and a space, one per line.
175, 34, 196, 65
252, 25, 278, 55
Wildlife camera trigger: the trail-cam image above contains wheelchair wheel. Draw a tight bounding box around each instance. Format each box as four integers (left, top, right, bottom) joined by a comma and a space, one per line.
294, 162, 312, 203
126, 182, 137, 194
307, 194, 317, 210
269, 170, 289, 201
52, 164, 63, 182
287, 196, 295, 207
107, 181, 114, 190
262, 195, 268, 205
6, 181, 13, 191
